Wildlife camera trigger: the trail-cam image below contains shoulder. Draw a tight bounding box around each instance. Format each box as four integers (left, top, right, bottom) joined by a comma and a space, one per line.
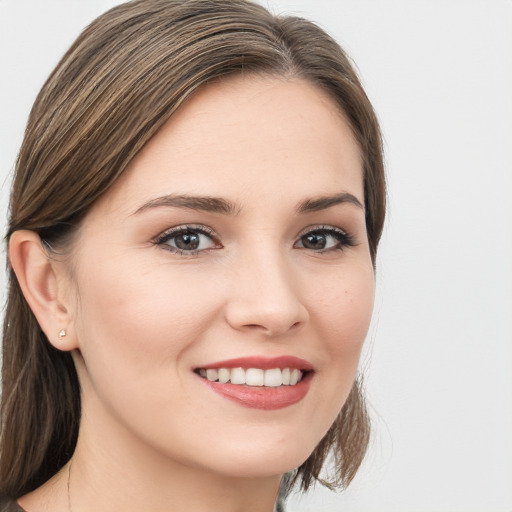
0, 497, 25, 512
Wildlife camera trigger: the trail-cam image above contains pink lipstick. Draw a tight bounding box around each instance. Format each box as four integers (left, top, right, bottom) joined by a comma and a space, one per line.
195, 356, 314, 410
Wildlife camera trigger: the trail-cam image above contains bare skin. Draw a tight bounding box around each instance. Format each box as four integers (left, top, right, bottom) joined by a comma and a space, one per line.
12, 75, 374, 512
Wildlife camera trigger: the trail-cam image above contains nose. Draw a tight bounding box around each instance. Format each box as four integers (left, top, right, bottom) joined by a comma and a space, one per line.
224, 249, 309, 337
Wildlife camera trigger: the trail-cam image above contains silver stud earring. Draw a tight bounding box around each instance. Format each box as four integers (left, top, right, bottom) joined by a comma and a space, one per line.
58, 329, 67, 340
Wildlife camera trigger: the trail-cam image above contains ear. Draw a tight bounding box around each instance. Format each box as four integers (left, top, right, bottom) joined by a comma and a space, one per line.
8, 230, 78, 351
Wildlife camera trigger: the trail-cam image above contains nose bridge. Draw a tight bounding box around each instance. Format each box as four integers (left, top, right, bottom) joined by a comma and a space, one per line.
225, 242, 309, 336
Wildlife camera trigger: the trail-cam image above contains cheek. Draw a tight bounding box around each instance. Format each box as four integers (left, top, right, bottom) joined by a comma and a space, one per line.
72, 255, 222, 383
311, 262, 375, 350
308, 262, 374, 401
71, 257, 218, 441
82, 252, 209, 317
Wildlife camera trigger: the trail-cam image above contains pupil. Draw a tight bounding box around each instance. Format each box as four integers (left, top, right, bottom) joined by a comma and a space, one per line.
303, 232, 326, 249
175, 232, 200, 250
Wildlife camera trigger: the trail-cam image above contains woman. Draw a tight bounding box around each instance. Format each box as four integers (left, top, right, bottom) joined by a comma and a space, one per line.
0, 1, 385, 511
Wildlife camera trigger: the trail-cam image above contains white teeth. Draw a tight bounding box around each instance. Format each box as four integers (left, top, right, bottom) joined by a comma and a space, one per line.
199, 367, 305, 387
246, 368, 264, 386
206, 369, 218, 382
218, 368, 230, 383
290, 368, 301, 385
230, 367, 246, 385
264, 368, 283, 387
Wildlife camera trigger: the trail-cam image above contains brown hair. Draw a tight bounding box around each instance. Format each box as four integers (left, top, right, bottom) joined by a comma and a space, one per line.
1, 0, 385, 501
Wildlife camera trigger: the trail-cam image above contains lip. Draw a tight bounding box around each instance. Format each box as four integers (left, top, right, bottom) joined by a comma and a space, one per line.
195, 355, 314, 410
198, 355, 314, 371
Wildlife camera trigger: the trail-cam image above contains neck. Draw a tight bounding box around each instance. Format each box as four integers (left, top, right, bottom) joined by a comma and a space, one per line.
69, 431, 282, 512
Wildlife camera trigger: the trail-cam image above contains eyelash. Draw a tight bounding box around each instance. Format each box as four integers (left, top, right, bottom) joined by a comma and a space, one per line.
154, 225, 221, 256
295, 225, 356, 253
154, 224, 355, 256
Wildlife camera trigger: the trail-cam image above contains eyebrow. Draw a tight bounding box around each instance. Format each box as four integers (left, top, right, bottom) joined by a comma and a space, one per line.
133, 191, 364, 216
133, 194, 240, 216
296, 192, 364, 213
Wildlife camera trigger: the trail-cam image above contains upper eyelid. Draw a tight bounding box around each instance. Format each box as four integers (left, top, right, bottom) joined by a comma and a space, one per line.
296, 224, 349, 237
154, 224, 219, 242
295, 224, 357, 248
153, 225, 221, 256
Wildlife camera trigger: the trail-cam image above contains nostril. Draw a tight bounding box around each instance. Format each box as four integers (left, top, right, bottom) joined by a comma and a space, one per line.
240, 324, 269, 332
242, 321, 303, 334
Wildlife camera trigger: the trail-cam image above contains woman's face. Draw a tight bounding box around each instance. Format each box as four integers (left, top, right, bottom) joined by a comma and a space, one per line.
65, 75, 375, 478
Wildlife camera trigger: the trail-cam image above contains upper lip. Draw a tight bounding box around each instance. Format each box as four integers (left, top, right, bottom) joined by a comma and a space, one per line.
196, 355, 314, 371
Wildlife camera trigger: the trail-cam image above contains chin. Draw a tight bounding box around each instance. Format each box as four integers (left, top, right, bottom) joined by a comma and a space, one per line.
190, 433, 318, 480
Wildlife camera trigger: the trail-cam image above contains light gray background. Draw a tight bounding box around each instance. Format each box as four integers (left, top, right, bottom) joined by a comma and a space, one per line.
0, 1, 511, 511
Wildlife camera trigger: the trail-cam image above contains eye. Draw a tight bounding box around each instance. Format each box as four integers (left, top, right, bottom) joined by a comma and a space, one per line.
295, 226, 354, 252
155, 225, 220, 255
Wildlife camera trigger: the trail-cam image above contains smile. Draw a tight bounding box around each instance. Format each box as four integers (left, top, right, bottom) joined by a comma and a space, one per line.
196, 367, 305, 387
195, 356, 314, 410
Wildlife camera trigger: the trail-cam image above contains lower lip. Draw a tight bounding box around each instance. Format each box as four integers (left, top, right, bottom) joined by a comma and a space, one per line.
200, 373, 313, 410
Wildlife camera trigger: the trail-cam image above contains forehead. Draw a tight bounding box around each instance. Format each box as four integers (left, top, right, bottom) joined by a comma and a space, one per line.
94, 74, 363, 214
